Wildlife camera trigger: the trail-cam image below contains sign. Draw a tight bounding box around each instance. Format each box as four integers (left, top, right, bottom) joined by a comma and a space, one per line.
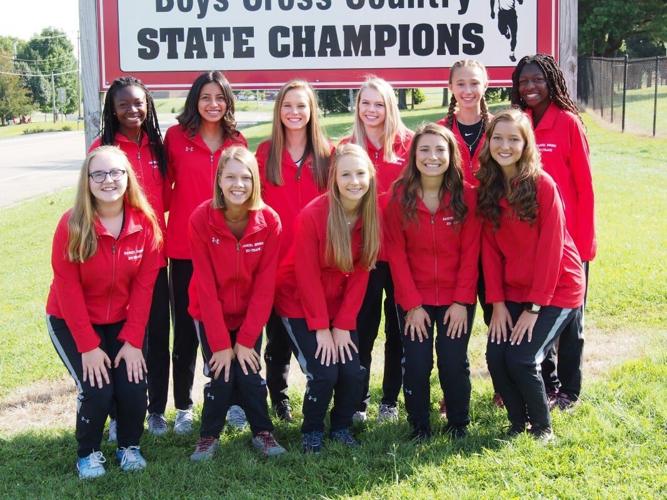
98, 0, 559, 89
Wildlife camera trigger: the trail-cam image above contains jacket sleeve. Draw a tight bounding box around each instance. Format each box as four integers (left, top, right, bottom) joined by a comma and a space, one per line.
236, 213, 283, 348
384, 200, 422, 311
526, 178, 566, 306
294, 211, 330, 331
188, 209, 232, 352
117, 224, 160, 348
481, 221, 505, 304
50, 215, 100, 353
453, 188, 482, 304
568, 116, 596, 261
332, 266, 369, 331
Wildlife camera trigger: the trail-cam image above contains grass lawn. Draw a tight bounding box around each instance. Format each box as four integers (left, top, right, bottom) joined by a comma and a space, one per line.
592, 85, 667, 137
0, 106, 665, 497
0, 120, 81, 139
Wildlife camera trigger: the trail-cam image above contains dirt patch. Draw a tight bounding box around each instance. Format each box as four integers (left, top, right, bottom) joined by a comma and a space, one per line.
0, 327, 662, 437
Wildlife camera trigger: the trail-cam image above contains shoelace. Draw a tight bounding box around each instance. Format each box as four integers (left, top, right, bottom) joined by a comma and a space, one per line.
88, 451, 106, 467
119, 446, 141, 467
256, 431, 278, 449
333, 431, 355, 445
304, 432, 322, 448
196, 437, 217, 452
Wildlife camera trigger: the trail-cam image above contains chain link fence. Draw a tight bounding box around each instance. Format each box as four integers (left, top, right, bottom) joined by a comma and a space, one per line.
578, 56, 666, 137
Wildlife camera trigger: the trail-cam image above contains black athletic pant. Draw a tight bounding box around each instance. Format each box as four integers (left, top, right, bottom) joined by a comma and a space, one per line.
47, 316, 147, 457
264, 310, 293, 407
282, 317, 364, 433
194, 322, 273, 438
541, 262, 588, 399
498, 8, 518, 51
398, 304, 475, 431
356, 261, 402, 411
145, 266, 171, 414
169, 258, 199, 410
486, 302, 580, 432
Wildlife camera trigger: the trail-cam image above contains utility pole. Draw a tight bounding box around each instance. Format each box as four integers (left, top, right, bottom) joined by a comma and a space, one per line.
79, 0, 102, 150
51, 72, 57, 123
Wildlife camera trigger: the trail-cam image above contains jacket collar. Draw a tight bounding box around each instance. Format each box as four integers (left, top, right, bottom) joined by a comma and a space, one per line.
207, 203, 267, 239
94, 202, 144, 239
114, 131, 149, 148
526, 102, 559, 131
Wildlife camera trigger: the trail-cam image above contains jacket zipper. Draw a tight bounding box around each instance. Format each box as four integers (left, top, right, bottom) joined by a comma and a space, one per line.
234, 241, 240, 312
106, 240, 117, 321
431, 214, 439, 304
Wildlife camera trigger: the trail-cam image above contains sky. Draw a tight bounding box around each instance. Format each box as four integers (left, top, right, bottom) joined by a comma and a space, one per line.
0, 0, 79, 46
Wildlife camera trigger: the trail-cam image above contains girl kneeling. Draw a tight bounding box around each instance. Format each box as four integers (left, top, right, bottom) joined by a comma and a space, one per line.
188, 147, 285, 460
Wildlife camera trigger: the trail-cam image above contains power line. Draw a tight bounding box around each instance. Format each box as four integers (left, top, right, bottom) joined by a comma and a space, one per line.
0, 69, 78, 77
0, 53, 77, 65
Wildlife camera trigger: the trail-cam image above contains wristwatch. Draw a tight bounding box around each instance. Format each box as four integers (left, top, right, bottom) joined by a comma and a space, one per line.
525, 303, 541, 314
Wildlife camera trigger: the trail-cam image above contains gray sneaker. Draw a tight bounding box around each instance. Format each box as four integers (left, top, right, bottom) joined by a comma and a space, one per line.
377, 403, 399, 423
107, 419, 117, 443
147, 413, 168, 436
174, 409, 194, 435
352, 411, 368, 424
190, 436, 219, 461
226, 405, 248, 430
252, 431, 287, 457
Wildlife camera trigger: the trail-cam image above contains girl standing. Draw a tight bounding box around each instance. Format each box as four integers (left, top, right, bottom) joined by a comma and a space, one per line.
341, 76, 413, 423
512, 54, 595, 409
46, 146, 161, 478
275, 144, 380, 452
94, 76, 171, 436
165, 71, 247, 433
188, 147, 286, 460
256, 80, 332, 421
385, 123, 481, 441
478, 110, 585, 440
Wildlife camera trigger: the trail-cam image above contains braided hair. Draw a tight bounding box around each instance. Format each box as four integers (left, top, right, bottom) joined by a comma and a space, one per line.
511, 54, 582, 123
100, 76, 167, 177
445, 59, 491, 131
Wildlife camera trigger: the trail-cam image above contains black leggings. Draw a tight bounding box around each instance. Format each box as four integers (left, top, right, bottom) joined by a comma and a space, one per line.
145, 266, 171, 414
47, 316, 147, 457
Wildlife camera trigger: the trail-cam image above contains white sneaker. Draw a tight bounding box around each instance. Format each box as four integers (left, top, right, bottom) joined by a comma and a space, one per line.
377, 403, 399, 423
107, 419, 117, 443
174, 409, 194, 435
352, 411, 368, 424
226, 405, 248, 430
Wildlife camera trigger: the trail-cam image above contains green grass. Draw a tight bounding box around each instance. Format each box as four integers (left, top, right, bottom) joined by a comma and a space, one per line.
590, 85, 667, 137
0, 120, 81, 139
1, 355, 665, 498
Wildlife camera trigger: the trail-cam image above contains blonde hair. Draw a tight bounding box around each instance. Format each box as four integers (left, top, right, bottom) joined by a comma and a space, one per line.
212, 146, 263, 211
351, 76, 410, 163
266, 80, 331, 189
325, 144, 380, 272
445, 59, 490, 130
68, 146, 162, 262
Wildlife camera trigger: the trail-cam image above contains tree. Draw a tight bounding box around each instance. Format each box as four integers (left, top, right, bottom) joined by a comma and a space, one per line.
0, 50, 32, 125
317, 89, 350, 115
17, 28, 78, 114
579, 0, 667, 56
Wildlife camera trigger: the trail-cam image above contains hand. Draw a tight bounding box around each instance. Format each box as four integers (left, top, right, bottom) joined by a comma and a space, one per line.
234, 343, 261, 375
404, 306, 431, 342
114, 342, 147, 383
315, 328, 337, 366
209, 348, 234, 382
82, 347, 111, 388
332, 328, 358, 364
510, 311, 538, 346
488, 302, 513, 344
444, 303, 468, 338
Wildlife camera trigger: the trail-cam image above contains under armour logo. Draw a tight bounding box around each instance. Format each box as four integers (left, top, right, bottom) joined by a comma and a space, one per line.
405, 389, 413, 396
206, 393, 215, 400
307, 395, 318, 402
80, 416, 91, 424
185, 146, 195, 152
211, 237, 220, 245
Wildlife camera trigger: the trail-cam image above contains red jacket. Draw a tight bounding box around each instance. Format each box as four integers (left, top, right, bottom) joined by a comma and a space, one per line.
526, 103, 596, 261
90, 133, 169, 266
46, 206, 161, 353
187, 201, 282, 351
256, 140, 331, 262
385, 184, 482, 311
339, 132, 413, 196
275, 195, 370, 331
481, 173, 585, 309
438, 115, 486, 188
165, 125, 247, 259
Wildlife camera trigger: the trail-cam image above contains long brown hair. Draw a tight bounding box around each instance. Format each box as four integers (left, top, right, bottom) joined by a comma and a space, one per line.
351, 76, 410, 163
326, 144, 380, 272
68, 146, 162, 262
212, 146, 263, 211
391, 123, 467, 224
265, 80, 331, 189
477, 109, 541, 228
445, 59, 491, 131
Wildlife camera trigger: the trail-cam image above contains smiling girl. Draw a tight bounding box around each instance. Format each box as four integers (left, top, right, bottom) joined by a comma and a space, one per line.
164, 71, 247, 434
477, 110, 585, 441
187, 147, 285, 460
275, 144, 379, 453
47, 146, 162, 478
385, 123, 481, 441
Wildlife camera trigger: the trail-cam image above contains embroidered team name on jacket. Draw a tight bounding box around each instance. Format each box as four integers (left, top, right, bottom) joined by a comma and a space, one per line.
442, 215, 457, 226
123, 248, 145, 262
537, 142, 558, 153
242, 241, 265, 254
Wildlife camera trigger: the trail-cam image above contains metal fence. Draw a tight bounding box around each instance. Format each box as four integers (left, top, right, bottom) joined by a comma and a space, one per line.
578, 56, 666, 137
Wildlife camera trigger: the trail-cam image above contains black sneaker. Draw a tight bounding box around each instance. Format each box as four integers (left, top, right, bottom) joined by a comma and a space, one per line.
410, 426, 432, 443
329, 428, 360, 447
529, 426, 555, 443
507, 423, 526, 437
556, 392, 578, 411
302, 431, 324, 454
274, 401, 293, 422
444, 424, 468, 439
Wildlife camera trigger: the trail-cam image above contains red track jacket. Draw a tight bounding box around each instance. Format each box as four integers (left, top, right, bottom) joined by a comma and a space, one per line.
165, 125, 247, 259
46, 206, 161, 353
481, 173, 585, 309
275, 195, 370, 331
385, 184, 482, 311
187, 201, 282, 351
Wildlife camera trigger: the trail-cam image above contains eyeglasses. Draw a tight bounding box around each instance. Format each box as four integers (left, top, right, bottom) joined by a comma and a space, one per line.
88, 169, 127, 183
